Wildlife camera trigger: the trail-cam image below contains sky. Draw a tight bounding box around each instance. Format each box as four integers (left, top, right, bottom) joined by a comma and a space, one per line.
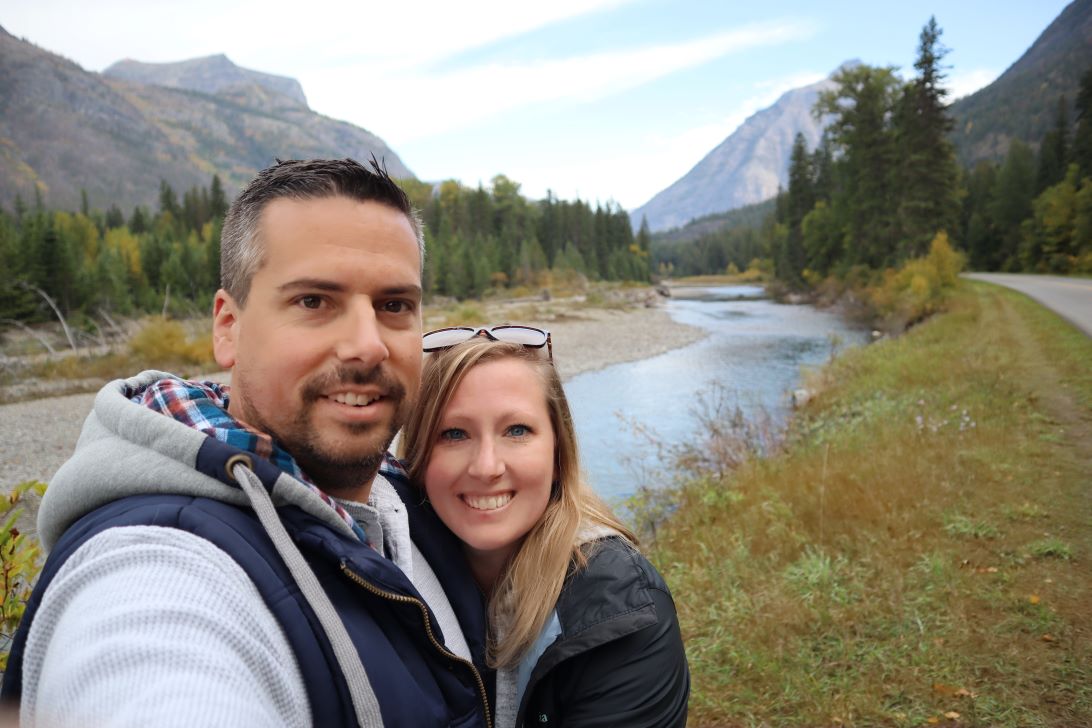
3, 0, 1075, 210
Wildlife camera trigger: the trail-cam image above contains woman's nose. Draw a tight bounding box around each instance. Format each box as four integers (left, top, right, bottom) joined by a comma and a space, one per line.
467, 440, 505, 481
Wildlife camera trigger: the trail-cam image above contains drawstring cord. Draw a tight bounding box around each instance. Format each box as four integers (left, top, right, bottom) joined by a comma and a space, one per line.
230, 460, 384, 728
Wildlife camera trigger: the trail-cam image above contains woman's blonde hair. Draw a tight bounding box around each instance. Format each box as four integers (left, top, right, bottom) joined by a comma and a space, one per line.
400, 337, 635, 668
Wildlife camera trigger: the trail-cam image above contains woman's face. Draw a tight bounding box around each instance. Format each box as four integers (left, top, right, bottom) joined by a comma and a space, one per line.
424, 357, 556, 567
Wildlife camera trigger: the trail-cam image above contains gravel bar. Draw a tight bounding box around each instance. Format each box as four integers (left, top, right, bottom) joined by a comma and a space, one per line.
0, 305, 706, 493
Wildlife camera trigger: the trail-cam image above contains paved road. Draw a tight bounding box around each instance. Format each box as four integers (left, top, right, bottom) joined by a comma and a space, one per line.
964, 273, 1092, 337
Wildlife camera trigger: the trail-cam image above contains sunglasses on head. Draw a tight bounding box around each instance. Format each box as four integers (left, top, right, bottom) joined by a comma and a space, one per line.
422, 325, 553, 362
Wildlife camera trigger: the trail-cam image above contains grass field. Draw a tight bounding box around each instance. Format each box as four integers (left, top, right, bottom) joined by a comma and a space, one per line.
648, 281, 1092, 727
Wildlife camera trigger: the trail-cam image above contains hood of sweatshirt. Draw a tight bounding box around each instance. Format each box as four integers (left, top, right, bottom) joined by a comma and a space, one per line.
38, 370, 362, 551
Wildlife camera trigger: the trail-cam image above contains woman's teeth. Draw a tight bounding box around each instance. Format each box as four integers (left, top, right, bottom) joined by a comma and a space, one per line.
463, 493, 513, 511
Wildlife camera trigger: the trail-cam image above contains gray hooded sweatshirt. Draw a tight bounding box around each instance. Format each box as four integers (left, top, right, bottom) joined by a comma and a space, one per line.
17, 371, 469, 728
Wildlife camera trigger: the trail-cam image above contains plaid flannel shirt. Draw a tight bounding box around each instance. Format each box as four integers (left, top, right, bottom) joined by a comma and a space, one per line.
129, 376, 408, 544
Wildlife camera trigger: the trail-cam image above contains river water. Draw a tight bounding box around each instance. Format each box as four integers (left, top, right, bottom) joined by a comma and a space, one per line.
566, 285, 869, 503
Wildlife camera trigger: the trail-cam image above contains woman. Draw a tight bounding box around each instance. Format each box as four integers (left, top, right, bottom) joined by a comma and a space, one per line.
401, 326, 689, 728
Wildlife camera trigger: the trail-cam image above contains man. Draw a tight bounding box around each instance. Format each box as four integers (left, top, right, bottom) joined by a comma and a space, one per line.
1, 160, 491, 727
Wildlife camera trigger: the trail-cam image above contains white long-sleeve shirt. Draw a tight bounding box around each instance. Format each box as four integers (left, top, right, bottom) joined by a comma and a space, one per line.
20, 478, 469, 728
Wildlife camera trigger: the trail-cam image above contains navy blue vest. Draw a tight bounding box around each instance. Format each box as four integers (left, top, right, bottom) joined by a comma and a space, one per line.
2, 437, 493, 727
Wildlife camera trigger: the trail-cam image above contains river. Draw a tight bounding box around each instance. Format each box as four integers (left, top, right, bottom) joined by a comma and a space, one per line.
566, 285, 870, 502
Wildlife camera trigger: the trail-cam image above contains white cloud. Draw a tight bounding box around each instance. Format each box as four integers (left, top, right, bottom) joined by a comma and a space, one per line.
305, 20, 819, 143
946, 68, 997, 101
4, 0, 634, 71
508, 70, 828, 209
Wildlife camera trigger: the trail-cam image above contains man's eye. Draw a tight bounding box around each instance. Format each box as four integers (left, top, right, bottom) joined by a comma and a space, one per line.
298, 295, 323, 310
382, 300, 413, 314
439, 428, 467, 441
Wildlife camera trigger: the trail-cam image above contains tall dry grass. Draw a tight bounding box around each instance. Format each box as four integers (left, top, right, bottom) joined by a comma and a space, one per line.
645, 282, 1092, 726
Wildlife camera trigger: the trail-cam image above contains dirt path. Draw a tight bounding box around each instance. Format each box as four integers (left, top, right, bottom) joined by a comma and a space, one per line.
978, 284, 1092, 657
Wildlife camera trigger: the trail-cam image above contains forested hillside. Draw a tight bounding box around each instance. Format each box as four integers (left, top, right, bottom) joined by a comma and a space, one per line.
948, 0, 1092, 165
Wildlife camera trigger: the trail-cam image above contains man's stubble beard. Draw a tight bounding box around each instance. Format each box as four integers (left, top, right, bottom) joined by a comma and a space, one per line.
234, 363, 415, 496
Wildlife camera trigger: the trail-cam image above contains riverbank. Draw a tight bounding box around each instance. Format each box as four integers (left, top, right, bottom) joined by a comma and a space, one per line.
0, 294, 706, 490
451, 296, 708, 382
649, 281, 1092, 726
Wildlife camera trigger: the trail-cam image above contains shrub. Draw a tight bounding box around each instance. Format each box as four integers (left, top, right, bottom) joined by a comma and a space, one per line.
863, 231, 966, 330
1, 481, 47, 671
438, 303, 486, 327
128, 317, 214, 367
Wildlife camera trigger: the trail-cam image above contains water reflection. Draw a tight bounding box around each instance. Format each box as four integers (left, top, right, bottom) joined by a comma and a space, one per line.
566, 286, 868, 502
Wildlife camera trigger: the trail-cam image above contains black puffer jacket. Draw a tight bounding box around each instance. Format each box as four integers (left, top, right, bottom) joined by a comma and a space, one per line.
515, 537, 689, 727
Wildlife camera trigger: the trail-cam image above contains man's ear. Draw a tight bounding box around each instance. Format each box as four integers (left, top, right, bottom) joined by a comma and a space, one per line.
212, 289, 239, 369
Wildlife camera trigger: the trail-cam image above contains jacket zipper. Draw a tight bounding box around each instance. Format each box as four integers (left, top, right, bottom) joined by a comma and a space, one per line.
340, 562, 493, 728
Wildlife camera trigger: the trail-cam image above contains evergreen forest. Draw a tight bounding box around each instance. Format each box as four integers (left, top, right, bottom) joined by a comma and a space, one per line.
0, 172, 650, 327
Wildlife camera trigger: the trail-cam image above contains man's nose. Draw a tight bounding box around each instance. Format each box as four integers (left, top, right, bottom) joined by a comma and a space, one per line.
335, 301, 390, 366
468, 440, 505, 481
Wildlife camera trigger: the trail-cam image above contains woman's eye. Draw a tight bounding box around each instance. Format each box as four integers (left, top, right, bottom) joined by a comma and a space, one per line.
506, 424, 531, 437
439, 428, 467, 442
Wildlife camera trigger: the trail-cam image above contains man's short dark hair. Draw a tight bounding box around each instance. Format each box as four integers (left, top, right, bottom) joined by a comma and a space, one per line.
220, 158, 425, 306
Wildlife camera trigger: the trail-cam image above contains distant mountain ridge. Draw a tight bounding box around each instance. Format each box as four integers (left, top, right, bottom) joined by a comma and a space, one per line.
105, 55, 309, 108
0, 28, 412, 212
948, 0, 1092, 164
631, 66, 846, 233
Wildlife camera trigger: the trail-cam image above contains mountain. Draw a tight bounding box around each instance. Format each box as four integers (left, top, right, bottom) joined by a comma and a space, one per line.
949, 0, 1092, 165
631, 67, 845, 233
0, 27, 412, 213
105, 54, 309, 108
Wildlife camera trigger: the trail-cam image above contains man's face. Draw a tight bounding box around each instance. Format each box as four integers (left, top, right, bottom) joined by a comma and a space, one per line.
213, 195, 423, 497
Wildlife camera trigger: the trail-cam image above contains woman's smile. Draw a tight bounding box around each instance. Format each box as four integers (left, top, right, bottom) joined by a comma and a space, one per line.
461, 492, 515, 511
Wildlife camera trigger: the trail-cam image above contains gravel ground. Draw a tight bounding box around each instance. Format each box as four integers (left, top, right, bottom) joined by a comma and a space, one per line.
0, 305, 705, 493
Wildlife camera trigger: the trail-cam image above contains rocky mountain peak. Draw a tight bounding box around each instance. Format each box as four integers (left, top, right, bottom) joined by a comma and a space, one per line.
631, 64, 845, 232
104, 53, 309, 108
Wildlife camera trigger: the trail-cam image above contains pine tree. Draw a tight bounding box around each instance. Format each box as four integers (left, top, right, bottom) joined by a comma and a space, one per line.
635, 217, 652, 260
158, 180, 180, 218
1036, 96, 1071, 193
0, 211, 38, 319
780, 133, 813, 284
104, 205, 125, 230
1073, 66, 1092, 180
129, 206, 149, 234
32, 218, 77, 314
989, 141, 1036, 270
210, 175, 229, 220
816, 63, 903, 267
894, 16, 961, 259
961, 161, 998, 269
811, 133, 836, 203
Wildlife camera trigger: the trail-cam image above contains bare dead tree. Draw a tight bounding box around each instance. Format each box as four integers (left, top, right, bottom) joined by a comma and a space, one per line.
97, 308, 125, 340
14, 282, 77, 352
1, 318, 56, 354
88, 318, 107, 348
